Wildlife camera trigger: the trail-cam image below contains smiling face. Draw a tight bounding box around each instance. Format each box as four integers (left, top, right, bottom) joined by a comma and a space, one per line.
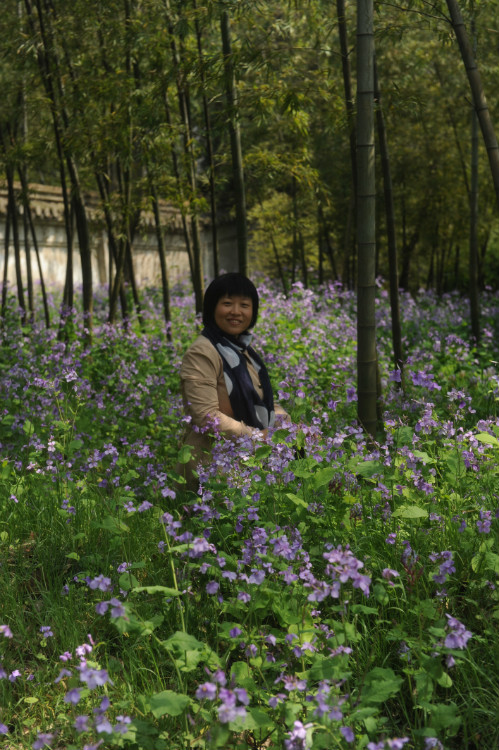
214, 294, 254, 337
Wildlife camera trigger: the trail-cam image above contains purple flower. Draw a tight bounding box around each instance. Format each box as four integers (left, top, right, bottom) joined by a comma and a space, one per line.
444, 615, 472, 649
284, 720, 313, 750
206, 581, 219, 595
95, 717, 113, 734
33, 733, 56, 749
382, 568, 400, 580
114, 716, 132, 734
9, 669, 21, 682
64, 688, 82, 705
229, 627, 242, 638
59, 651, 72, 662
75, 643, 92, 658
283, 675, 307, 692
195, 682, 217, 701
109, 598, 126, 618
425, 739, 444, 750
0, 723, 9, 735
87, 575, 113, 592
387, 740, 410, 750
0, 625, 13, 638
73, 715, 91, 732
341, 726, 355, 743
54, 668, 72, 683
79, 667, 112, 689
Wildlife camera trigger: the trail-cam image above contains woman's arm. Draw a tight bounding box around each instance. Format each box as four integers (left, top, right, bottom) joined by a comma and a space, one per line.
181, 340, 256, 438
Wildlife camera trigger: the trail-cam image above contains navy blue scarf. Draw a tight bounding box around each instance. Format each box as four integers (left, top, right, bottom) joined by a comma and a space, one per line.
201, 324, 275, 430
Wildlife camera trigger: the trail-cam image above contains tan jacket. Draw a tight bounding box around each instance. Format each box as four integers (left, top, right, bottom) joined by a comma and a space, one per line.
177, 335, 286, 488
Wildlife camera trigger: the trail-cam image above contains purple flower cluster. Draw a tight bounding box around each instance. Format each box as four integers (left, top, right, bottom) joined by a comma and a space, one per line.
444, 615, 472, 650
195, 671, 249, 723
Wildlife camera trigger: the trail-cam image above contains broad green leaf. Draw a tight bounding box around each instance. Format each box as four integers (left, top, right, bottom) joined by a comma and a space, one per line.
163, 631, 206, 653
149, 690, 190, 718
361, 667, 403, 704
414, 670, 434, 703
255, 445, 272, 459
285, 492, 308, 509
311, 466, 337, 489
392, 504, 428, 519
129, 585, 180, 597
426, 702, 461, 732
475, 432, 499, 447
119, 572, 140, 591
93, 515, 129, 533
177, 445, 193, 464
23, 419, 35, 436
348, 458, 383, 478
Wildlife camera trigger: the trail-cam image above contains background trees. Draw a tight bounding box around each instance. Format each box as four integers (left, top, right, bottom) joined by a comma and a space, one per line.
1, 0, 498, 324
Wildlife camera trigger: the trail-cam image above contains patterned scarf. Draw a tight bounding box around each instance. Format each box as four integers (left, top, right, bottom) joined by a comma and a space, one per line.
201, 324, 275, 430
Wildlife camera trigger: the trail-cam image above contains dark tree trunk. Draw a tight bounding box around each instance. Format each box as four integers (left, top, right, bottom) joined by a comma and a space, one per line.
374, 54, 403, 374
163, 0, 204, 311
193, 0, 220, 277
446, 0, 499, 209
18, 169, 51, 328
356, 0, 378, 438
221, 9, 248, 276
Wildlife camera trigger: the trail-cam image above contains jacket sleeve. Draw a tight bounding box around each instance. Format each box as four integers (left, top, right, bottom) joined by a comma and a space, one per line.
180, 340, 256, 438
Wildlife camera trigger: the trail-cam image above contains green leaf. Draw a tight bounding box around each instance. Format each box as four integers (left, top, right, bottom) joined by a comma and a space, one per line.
414, 670, 434, 703
119, 572, 140, 591
66, 552, 80, 561
285, 492, 308, 509
93, 515, 130, 534
23, 419, 35, 436
129, 585, 180, 597
425, 702, 461, 732
392, 504, 428, 519
177, 445, 193, 464
310, 466, 337, 489
255, 445, 272, 459
361, 667, 403, 705
475, 432, 499, 447
163, 631, 206, 652
24, 697, 39, 704
148, 690, 190, 718
68, 439, 84, 455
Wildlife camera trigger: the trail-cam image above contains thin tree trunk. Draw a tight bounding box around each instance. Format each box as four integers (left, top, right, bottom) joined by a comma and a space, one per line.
469, 22, 480, 343
221, 9, 248, 276
337, 0, 357, 285
1, 210, 11, 320
150, 178, 172, 340
163, 0, 204, 311
374, 54, 403, 375
193, 0, 220, 277
356, 0, 378, 437
445, 0, 499, 209
6, 167, 26, 323
18, 169, 50, 327
318, 201, 338, 279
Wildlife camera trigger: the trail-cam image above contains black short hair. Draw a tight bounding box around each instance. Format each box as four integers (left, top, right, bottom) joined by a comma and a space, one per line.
203, 273, 259, 328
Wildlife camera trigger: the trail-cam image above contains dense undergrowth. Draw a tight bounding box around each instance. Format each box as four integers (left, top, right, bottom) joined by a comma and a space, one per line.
1, 279, 499, 750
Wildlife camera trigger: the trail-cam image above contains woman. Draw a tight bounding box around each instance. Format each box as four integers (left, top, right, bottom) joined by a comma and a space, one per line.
178, 273, 288, 489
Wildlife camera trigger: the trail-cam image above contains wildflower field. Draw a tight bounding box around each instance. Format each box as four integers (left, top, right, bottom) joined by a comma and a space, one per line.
1, 279, 499, 750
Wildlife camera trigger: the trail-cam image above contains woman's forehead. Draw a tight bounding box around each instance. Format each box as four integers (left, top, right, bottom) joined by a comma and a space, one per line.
219, 293, 253, 302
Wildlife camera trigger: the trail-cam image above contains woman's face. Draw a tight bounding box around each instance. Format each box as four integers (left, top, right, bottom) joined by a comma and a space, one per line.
214, 294, 253, 336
